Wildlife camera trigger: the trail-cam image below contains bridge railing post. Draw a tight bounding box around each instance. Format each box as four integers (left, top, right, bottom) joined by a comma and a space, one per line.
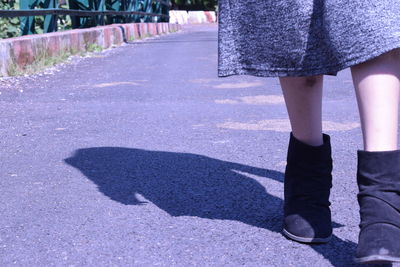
2, 0, 171, 37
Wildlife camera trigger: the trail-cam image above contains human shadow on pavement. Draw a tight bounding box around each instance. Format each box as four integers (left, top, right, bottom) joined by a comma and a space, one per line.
64, 147, 357, 266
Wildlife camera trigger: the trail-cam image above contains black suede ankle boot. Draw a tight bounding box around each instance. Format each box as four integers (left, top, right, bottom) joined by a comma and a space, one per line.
283, 133, 333, 243
354, 150, 400, 264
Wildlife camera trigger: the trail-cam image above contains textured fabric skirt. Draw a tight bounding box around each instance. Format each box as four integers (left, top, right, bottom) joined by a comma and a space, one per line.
218, 0, 400, 77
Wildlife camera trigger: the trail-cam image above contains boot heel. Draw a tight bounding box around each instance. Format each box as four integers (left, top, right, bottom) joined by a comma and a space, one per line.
354, 224, 400, 264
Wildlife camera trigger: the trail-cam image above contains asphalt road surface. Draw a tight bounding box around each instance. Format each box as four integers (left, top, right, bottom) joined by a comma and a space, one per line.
1, 24, 398, 266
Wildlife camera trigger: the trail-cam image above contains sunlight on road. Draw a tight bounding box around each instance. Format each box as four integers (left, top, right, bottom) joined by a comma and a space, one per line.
217, 119, 360, 132
215, 95, 284, 105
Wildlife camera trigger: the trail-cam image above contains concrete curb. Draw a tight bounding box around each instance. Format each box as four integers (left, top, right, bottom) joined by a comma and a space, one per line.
169, 10, 217, 24
0, 22, 181, 77
188, 11, 216, 24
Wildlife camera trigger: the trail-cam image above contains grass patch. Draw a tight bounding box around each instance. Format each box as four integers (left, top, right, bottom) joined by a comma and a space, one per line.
6, 49, 73, 76
4, 42, 105, 77
139, 33, 151, 39
86, 43, 103, 52
6, 62, 24, 77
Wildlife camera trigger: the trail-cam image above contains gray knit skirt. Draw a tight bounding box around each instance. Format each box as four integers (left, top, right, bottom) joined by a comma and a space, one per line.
218, 0, 400, 77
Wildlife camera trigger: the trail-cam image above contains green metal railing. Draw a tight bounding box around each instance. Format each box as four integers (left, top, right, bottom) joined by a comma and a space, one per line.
0, 0, 170, 36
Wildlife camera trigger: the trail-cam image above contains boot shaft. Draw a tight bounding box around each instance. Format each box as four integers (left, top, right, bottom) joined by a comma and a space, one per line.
284, 133, 333, 206
357, 150, 400, 229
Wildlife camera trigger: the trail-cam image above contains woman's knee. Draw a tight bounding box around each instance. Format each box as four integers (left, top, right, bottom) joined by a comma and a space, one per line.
357, 48, 400, 68
381, 48, 400, 61
303, 76, 322, 88
351, 48, 400, 76
280, 75, 322, 89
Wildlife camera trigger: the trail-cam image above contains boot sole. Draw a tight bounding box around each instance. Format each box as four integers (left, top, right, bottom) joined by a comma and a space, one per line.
282, 229, 331, 244
354, 255, 400, 264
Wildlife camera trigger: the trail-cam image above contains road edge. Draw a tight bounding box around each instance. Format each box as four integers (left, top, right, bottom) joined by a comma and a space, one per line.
0, 22, 181, 77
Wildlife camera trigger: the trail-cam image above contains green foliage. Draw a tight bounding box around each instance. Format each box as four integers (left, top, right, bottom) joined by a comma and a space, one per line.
0, 0, 21, 38
0, 0, 73, 38
57, 15, 73, 31
86, 43, 103, 52
57, 2, 73, 32
34, 15, 44, 34
6, 49, 72, 76
24, 2, 73, 36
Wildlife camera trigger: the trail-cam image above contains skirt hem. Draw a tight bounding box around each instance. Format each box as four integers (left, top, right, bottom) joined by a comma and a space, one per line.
218, 43, 400, 78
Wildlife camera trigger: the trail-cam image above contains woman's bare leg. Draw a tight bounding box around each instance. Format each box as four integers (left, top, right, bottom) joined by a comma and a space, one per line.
279, 75, 324, 146
280, 75, 333, 243
351, 49, 400, 151
351, 49, 400, 264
